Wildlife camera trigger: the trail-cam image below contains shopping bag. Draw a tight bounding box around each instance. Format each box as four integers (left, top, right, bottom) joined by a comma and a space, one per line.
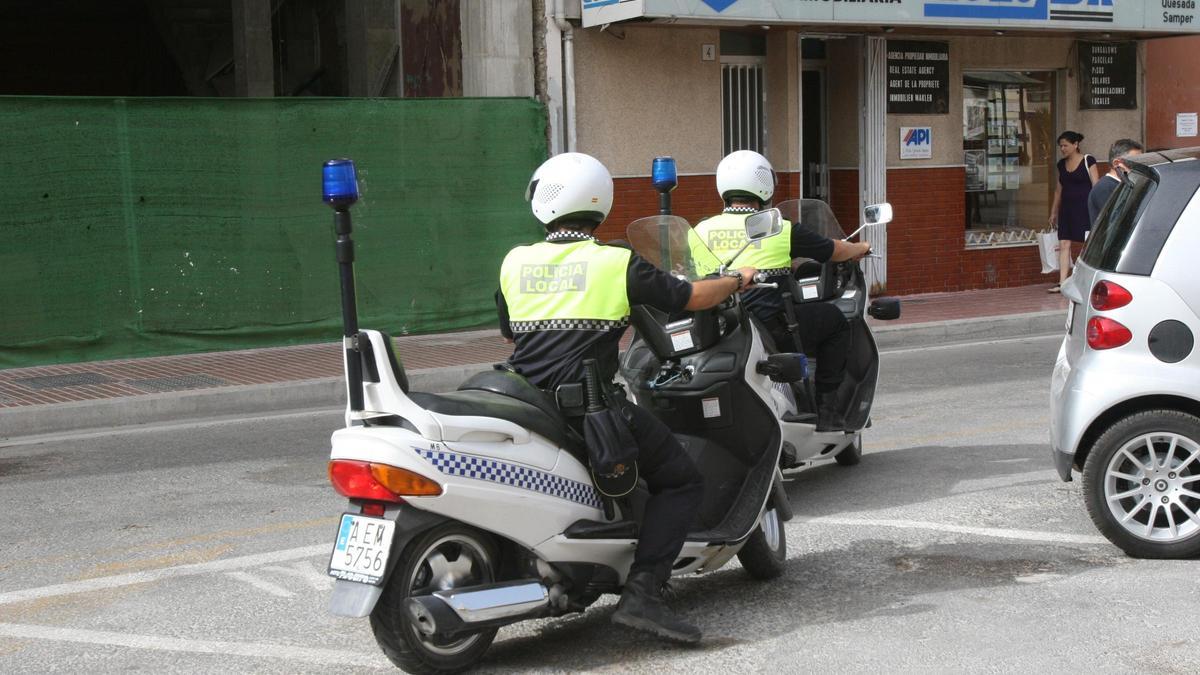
1038, 232, 1059, 274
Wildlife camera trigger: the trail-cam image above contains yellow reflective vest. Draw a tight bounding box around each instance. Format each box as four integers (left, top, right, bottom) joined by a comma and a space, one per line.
499, 240, 632, 332
694, 212, 794, 277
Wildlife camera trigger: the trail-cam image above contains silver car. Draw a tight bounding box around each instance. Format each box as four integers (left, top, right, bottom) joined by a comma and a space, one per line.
1051, 148, 1200, 558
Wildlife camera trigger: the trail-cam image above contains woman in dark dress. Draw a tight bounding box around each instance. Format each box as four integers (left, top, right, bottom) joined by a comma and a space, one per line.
1047, 130, 1099, 292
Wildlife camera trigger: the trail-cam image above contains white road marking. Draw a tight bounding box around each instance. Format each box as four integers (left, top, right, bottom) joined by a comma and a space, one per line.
0, 622, 387, 668
880, 332, 1061, 356
264, 561, 336, 590
0, 544, 328, 606
224, 571, 295, 598
797, 516, 1110, 546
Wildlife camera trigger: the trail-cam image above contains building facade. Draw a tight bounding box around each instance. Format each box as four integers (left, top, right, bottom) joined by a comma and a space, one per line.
542, 0, 1200, 294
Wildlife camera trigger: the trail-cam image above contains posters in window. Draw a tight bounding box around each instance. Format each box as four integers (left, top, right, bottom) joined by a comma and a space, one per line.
964, 96, 987, 141
965, 150, 986, 192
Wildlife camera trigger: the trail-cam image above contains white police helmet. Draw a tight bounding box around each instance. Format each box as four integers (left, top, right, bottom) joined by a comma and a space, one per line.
525, 152, 614, 226
715, 150, 776, 204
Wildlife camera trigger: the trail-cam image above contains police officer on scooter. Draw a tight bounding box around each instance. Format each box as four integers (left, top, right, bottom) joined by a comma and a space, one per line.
695, 150, 870, 431
496, 152, 757, 644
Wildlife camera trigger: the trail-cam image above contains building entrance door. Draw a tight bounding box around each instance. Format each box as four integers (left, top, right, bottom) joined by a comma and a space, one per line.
802, 67, 828, 202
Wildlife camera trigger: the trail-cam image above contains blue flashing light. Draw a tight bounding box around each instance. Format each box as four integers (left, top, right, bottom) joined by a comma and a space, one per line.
651, 156, 678, 192
323, 158, 359, 205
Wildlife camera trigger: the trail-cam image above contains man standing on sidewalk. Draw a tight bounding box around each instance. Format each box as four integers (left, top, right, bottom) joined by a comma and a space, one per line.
1089, 138, 1144, 227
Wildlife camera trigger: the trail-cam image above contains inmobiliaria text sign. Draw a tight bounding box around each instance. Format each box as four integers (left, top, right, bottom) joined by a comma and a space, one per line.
588, 0, 1200, 31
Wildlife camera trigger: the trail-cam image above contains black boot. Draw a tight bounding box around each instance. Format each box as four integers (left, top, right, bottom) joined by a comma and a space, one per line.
816, 390, 844, 432
611, 571, 702, 644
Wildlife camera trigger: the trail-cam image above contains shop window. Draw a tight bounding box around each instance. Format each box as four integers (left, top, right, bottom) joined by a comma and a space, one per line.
962, 71, 1056, 248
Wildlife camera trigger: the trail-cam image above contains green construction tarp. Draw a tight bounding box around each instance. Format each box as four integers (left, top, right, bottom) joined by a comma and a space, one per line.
0, 97, 547, 368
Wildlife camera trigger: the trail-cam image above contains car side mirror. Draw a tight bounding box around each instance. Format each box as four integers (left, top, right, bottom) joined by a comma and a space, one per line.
864, 203, 893, 227
745, 208, 783, 241
868, 297, 901, 321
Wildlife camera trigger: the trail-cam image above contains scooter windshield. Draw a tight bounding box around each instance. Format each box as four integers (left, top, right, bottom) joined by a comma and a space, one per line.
775, 199, 846, 240
626, 215, 723, 282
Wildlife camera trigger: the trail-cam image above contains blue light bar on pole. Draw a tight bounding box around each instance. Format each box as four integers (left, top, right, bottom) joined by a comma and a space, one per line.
323, 158, 360, 206
651, 156, 678, 192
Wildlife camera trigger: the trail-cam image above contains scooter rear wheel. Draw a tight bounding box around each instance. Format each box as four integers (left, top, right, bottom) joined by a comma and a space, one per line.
370, 523, 499, 674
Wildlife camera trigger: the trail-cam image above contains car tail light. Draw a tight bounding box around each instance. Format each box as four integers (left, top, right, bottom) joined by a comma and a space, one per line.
1086, 316, 1133, 350
328, 460, 443, 501
1091, 280, 1133, 311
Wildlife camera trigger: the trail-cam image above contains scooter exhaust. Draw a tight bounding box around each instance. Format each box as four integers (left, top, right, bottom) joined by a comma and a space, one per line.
406, 580, 550, 638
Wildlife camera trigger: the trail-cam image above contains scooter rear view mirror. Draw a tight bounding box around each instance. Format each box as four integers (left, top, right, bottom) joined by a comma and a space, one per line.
724, 208, 784, 269
844, 202, 895, 241
744, 208, 783, 241
863, 202, 894, 227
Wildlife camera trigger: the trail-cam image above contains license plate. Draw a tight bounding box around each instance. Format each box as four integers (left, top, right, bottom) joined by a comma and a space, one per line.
328, 514, 395, 585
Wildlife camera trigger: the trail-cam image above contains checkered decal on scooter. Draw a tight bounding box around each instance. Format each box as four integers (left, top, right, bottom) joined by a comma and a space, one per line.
414, 447, 603, 510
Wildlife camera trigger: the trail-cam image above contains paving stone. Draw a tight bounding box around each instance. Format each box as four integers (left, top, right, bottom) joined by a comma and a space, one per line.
15, 372, 115, 389
127, 375, 230, 392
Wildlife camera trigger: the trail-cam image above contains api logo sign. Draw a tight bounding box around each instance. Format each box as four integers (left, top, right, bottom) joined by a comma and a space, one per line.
900, 127, 932, 160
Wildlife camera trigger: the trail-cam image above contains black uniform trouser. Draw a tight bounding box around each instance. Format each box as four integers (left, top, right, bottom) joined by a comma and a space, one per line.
620, 402, 705, 583
565, 394, 704, 584
761, 302, 851, 394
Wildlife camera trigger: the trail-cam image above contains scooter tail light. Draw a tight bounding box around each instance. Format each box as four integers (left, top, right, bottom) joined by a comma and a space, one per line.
328, 460, 403, 502
370, 463, 443, 497
1090, 280, 1133, 311
1086, 316, 1133, 350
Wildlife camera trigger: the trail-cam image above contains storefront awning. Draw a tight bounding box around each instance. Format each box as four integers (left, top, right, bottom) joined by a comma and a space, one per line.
582, 0, 1200, 34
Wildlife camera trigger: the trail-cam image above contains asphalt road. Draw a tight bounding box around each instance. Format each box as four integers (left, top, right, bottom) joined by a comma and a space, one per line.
1, 333, 1196, 673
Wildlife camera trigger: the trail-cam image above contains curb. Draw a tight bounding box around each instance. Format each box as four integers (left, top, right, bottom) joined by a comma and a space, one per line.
0, 311, 1066, 441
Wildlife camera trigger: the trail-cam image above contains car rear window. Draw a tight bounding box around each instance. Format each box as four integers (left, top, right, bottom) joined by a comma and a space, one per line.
1081, 171, 1156, 273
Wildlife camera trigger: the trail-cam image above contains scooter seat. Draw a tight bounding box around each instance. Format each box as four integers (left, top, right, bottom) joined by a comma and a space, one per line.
408, 389, 584, 457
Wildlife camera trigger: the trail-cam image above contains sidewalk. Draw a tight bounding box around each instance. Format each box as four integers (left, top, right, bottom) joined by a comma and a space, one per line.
0, 284, 1067, 440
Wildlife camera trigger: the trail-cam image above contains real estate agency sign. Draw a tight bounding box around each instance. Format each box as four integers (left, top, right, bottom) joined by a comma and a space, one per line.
1078, 41, 1137, 110
607, 0, 1200, 32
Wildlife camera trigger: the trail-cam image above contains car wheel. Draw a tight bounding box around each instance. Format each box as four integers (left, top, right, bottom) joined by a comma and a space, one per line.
834, 434, 862, 466
1081, 410, 1200, 559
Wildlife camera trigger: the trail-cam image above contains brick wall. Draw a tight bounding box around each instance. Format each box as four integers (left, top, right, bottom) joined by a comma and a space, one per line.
831, 167, 1056, 295
604, 167, 1056, 295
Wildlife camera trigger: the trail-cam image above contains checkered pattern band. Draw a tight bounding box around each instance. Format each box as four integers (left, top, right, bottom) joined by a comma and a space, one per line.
756, 267, 792, 278
414, 447, 603, 510
508, 318, 629, 333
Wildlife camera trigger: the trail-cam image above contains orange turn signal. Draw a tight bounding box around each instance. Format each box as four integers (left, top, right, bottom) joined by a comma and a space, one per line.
369, 463, 444, 497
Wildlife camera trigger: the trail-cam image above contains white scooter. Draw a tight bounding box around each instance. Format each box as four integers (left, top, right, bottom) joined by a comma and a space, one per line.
621, 200, 898, 473
321, 160, 791, 674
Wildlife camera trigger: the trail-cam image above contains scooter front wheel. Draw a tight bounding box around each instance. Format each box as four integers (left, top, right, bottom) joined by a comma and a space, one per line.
370, 523, 499, 674
834, 434, 863, 466
737, 508, 787, 580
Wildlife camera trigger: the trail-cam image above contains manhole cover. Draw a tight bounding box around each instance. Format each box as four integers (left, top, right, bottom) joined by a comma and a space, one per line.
129, 374, 229, 392
17, 372, 114, 389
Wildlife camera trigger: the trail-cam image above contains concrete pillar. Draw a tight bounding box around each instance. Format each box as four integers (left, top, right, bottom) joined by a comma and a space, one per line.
460, 0, 535, 97
232, 0, 274, 97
